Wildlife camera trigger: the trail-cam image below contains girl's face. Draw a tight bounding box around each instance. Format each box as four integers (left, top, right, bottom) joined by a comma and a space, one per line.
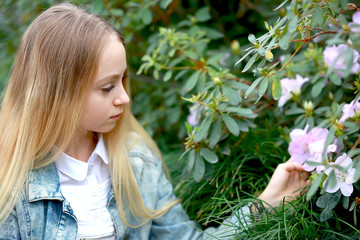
81, 35, 129, 134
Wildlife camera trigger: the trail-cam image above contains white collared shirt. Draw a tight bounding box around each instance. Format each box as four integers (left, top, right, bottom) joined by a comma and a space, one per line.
55, 135, 116, 240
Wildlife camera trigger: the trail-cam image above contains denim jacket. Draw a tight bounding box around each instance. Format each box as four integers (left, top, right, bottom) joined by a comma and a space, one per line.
0, 138, 251, 239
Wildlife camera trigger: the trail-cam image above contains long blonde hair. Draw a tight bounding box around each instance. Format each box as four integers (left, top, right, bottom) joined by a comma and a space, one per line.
0, 3, 176, 227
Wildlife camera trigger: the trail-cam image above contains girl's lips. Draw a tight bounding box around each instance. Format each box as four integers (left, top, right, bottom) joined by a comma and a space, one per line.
110, 114, 121, 120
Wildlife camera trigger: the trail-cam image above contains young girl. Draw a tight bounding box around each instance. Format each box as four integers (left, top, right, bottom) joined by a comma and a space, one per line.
0, 3, 309, 239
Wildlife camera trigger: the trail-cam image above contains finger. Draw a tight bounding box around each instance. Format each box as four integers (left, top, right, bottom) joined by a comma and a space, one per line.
283, 162, 307, 172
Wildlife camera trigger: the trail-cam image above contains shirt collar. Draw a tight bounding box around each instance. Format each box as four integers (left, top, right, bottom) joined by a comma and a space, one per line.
55, 134, 109, 181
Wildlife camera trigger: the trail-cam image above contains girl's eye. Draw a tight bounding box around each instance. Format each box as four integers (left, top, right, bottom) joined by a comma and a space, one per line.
102, 85, 115, 92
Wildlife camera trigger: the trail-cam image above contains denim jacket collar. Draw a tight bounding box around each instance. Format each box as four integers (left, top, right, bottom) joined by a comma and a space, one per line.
26, 163, 64, 202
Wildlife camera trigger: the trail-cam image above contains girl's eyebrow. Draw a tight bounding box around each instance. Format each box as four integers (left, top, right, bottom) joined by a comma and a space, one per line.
96, 67, 128, 85
96, 74, 121, 85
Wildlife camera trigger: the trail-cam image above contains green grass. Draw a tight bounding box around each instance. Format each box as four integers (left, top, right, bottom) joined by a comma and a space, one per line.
163, 115, 360, 238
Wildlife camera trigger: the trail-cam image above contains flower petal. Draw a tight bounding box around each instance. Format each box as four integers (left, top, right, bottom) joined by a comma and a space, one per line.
346, 168, 357, 184
323, 177, 341, 193
340, 184, 353, 197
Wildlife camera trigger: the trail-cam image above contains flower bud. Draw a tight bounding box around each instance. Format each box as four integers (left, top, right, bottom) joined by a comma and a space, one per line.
304, 101, 314, 111
265, 50, 273, 62
231, 40, 240, 55
213, 77, 222, 85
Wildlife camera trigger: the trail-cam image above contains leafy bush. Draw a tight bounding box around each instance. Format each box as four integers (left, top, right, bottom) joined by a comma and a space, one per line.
2, 0, 360, 238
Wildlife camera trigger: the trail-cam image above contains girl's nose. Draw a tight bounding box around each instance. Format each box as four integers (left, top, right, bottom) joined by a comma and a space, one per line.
113, 86, 130, 106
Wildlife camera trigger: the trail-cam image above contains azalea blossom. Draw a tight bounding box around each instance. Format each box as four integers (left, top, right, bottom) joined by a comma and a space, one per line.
339, 97, 360, 122
323, 153, 356, 197
278, 74, 309, 107
323, 44, 360, 77
348, 11, 360, 33
289, 125, 337, 173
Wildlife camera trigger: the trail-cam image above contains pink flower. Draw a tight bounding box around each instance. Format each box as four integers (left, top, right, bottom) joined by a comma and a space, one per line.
323, 153, 356, 197
289, 125, 337, 173
323, 44, 360, 77
339, 97, 360, 122
348, 11, 360, 33
278, 74, 309, 107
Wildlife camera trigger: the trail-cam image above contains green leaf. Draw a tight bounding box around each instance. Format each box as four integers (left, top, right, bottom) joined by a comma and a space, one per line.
185, 50, 198, 60
353, 161, 360, 181
329, 73, 341, 85
141, 8, 153, 25
209, 118, 222, 148
93, 0, 105, 12
245, 76, 264, 99
200, 148, 219, 163
328, 0, 340, 14
203, 27, 224, 39
242, 53, 258, 73
181, 71, 201, 94
258, 76, 269, 97
248, 34, 256, 44
258, 46, 265, 56
238, 121, 249, 132
163, 70, 173, 82
311, 5, 324, 28
110, 9, 124, 17
186, 149, 195, 172
343, 196, 349, 209
350, 201, 356, 211
235, 49, 256, 66
279, 31, 291, 50
160, 0, 172, 9
222, 114, 240, 136
320, 207, 333, 222
316, 191, 342, 222
340, 0, 347, 9
344, 47, 354, 77
223, 86, 241, 105
311, 80, 324, 98
327, 170, 337, 190
195, 7, 211, 22
184, 122, 192, 133
193, 153, 205, 182
306, 171, 325, 201
272, 76, 282, 100
306, 116, 315, 129
227, 107, 255, 118
288, 16, 298, 33
168, 56, 185, 67
285, 107, 305, 115
274, 0, 289, 11
153, 69, 159, 80
348, 148, 360, 158
194, 114, 212, 142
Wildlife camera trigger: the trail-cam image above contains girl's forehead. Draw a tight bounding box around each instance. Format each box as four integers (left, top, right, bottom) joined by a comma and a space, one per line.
95, 35, 127, 83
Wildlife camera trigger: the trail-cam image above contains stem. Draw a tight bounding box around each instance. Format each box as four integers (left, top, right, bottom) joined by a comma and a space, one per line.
351, 136, 360, 150
166, 66, 198, 71
289, 30, 337, 43
278, 39, 307, 72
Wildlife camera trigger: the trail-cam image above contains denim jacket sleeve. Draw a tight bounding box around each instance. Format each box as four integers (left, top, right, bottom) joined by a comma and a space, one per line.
128, 138, 252, 240
147, 155, 252, 240
0, 208, 22, 239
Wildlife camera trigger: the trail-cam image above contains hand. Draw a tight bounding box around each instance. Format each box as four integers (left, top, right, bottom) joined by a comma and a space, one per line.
257, 161, 310, 208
